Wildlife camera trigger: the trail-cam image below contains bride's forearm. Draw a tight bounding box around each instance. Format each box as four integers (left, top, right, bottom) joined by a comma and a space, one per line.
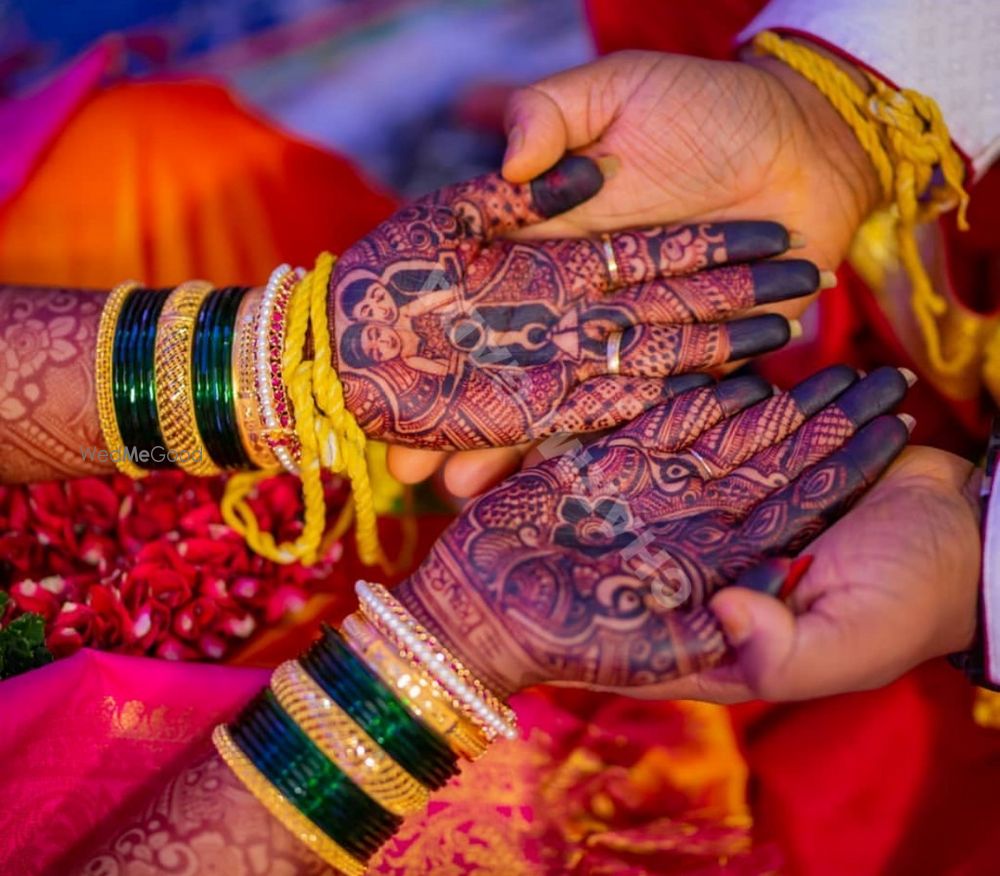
0, 285, 113, 482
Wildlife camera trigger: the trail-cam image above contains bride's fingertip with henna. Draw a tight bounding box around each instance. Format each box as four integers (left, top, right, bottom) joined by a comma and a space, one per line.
713, 598, 753, 647
788, 231, 807, 249
819, 270, 838, 290
898, 413, 917, 433
898, 367, 918, 387
789, 319, 804, 340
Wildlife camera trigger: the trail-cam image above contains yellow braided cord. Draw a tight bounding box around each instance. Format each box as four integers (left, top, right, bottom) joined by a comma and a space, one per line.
222, 253, 403, 570
754, 31, 972, 376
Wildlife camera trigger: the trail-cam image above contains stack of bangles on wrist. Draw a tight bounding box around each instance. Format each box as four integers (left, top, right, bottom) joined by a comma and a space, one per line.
95, 254, 389, 568
212, 580, 518, 874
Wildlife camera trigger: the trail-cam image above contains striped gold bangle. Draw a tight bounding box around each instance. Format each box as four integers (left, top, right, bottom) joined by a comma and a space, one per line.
271, 660, 430, 815
95, 281, 147, 478
212, 724, 365, 876
342, 614, 489, 761
154, 281, 221, 476
232, 288, 279, 470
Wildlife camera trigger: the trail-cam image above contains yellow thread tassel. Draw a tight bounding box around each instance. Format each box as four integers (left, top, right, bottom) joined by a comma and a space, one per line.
754, 31, 972, 376
222, 253, 413, 571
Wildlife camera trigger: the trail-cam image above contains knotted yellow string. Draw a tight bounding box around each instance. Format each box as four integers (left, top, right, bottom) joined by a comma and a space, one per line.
754, 31, 972, 375
222, 253, 404, 570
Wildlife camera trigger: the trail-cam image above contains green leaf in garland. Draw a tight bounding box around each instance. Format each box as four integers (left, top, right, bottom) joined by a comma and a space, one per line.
0, 592, 54, 680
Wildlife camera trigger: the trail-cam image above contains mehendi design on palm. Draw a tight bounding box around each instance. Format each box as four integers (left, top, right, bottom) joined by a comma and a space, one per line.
330, 157, 820, 449
396, 366, 913, 695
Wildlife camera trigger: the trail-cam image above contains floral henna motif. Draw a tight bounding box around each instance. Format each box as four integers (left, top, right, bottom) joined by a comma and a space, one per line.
0, 286, 111, 482
329, 158, 817, 449
395, 367, 912, 695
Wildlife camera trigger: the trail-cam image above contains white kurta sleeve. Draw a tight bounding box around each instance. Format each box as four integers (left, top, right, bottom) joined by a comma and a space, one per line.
739, 0, 1000, 176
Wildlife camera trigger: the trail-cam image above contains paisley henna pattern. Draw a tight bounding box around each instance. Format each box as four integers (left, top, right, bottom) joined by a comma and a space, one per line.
396, 367, 912, 695
0, 286, 111, 482
73, 749, 334, 875
330, 158, 814, 449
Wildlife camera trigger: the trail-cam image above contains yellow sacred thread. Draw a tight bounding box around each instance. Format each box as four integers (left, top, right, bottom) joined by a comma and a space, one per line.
221, 253, 395, 570
753, 31, 972, 376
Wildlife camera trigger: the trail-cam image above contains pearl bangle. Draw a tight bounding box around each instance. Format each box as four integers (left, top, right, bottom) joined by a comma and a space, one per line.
256, 264, 304, 475
355, 581, 518, 741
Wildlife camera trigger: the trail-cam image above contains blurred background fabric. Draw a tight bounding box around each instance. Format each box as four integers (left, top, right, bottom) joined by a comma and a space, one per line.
0, 0, 592, 195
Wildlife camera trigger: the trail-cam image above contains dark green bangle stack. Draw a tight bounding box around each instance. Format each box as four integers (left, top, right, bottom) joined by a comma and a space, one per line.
192, 286, 251, 469
227, 625, 460, 867
232, 690, 402, 860
113, 288, 170, 469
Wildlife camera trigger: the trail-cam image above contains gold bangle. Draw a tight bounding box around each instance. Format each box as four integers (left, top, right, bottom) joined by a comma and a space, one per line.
271, 660, 430, 815
342, 614, 489, 761
358, 582, 517, 734
154, 281, 221, 476
95, 281, 147, 478
212, 725, 365, 876
232, 288, 279, 470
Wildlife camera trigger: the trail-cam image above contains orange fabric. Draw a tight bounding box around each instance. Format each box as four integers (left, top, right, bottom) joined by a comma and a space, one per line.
0, 78, 395, 288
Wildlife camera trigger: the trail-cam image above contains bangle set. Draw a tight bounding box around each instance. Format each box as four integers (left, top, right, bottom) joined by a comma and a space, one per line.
97, 280, 278, 476
214, 580, 518, 873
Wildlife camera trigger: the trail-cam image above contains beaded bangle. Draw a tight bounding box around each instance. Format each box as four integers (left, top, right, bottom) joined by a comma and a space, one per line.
233, 690, 401, 859
192, 286, 251, 469
256, 264, 303, 475
212, 725, 366, 876
356, 581, 518, 740
232, 288, 278, 469
154, 280, 221, 476
300, 626, 459, 789
113, 289, 172, 471
96, 282, 147, 477
271, 659, 430, 815
342, 614, 489, 761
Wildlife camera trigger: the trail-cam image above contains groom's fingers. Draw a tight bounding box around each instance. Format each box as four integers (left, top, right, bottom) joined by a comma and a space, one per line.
437, 156, 603, 244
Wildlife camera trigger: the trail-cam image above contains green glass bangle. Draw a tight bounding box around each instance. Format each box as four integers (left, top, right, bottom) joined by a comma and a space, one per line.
300, 625, 459, 789
113, 289, 170, 469
192, 287, 249, 469
231, 690, 401, 860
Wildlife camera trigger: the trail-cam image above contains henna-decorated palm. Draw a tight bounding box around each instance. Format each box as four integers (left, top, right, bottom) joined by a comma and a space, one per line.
330, 157, 822, 449
394, 365, 913, 696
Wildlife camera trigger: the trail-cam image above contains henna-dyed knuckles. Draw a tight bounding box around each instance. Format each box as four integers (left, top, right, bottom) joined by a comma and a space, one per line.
330, 157, 821, 450
395, 365, 915, 695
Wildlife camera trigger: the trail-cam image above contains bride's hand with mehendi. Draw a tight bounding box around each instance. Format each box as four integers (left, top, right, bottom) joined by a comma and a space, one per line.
391, 365, 913, 696
332, 156, 823, 452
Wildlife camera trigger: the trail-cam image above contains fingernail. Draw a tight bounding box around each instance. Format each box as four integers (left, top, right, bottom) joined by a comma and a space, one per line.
789, 319, 803, 339
727, 314, 792, 359
819, 270, 838, 290
780, 555, 814, 600
503, 125, 524, 167
834, 366, 908, 427
721, 221, 791, 261
715, 374, 773, 415
530, 155, 603, 218
898, 412, 917, 433
788, 231, 807, 249
789, 364, 858, 416
596, 154, 621, 180
716, 601, 753, 647
750, 259, 821, 304
898, 367, 918, 387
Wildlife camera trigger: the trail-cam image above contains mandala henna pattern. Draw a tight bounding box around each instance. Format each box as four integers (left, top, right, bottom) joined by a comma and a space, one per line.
396, 367, 912, 695
330, 158, 815, 449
